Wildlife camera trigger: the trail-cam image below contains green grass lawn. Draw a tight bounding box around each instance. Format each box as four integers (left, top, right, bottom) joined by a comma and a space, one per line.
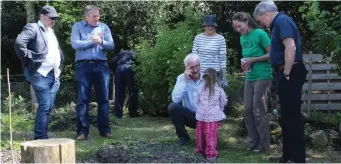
1, 114, 339, 163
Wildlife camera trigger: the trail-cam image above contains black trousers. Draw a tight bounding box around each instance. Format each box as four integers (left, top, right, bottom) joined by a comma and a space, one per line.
276, 62, 307, 163
114, 64, 138, 118
168, 102, 197, 140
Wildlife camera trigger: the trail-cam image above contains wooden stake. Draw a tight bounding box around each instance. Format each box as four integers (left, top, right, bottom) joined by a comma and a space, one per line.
7, 68, 14, 164
307, 51, 312, 116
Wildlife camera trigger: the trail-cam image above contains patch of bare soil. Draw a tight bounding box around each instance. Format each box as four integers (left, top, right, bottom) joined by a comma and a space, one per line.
80, 141, 208, 163
306, 148, 341, 163
0, 150, 20, 164
270, 144, 341, 163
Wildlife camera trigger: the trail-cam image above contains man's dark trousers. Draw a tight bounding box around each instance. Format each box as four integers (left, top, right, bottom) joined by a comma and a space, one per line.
168, 102, 197, 140
276, 62, 307, 163
114, 64, 138, 118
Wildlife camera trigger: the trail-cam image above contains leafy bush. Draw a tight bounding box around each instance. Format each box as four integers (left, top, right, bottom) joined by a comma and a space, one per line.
49, 102, 102, 131
310, 111, 341, 128
229, 102, 244, 118
225, 72, 245, 95
1, 113, 34, 132
299, 2, 341, 74
135, 10, 204, 116
49, 102, 78, 131
2, 95, 30, 115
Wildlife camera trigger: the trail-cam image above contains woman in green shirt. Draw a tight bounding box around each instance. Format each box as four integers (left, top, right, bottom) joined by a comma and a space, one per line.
232, 12, 272, 152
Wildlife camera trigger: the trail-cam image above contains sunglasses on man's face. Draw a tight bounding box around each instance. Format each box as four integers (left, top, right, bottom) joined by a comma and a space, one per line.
50, 17, 58, 21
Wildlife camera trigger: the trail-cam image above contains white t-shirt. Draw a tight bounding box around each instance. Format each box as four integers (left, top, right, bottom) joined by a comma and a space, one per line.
37, 28, 61, 78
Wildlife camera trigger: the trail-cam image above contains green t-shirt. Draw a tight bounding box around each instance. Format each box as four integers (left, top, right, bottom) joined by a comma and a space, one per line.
240, 28, 273, 81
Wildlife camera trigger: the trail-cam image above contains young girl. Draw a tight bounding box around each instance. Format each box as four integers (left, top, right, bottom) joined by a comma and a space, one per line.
196, 68, 227, 160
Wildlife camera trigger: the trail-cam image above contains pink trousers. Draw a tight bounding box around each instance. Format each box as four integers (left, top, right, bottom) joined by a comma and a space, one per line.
196, 121, 220, 159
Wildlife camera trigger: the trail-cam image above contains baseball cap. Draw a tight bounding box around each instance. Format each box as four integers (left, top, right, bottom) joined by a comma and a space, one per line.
40, 5, 59, 19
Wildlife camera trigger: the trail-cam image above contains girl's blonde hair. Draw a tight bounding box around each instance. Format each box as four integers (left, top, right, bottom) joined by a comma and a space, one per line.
203, 68, 217, 97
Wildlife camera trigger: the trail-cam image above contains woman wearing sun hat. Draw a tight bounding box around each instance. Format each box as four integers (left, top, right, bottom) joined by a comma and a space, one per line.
192, 14, 228, 89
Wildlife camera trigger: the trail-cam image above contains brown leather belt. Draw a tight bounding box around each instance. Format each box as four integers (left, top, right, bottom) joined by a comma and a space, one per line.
77, 60, 106, 64
274, 61, 302, 72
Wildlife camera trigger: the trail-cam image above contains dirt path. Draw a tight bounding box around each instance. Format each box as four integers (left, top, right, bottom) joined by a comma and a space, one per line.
79, 140, 208, 163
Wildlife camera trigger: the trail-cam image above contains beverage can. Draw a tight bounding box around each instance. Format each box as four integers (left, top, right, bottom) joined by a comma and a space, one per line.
241, 58, 251, 73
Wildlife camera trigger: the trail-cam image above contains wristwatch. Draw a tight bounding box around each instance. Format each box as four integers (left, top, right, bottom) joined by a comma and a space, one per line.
283, 72, 290, 79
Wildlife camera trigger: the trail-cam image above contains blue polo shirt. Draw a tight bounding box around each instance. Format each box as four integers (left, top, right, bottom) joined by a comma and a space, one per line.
270, 11, 303, 66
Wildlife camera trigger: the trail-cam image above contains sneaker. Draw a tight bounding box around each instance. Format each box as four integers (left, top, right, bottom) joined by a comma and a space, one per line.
77, 134, 87, 141
253, 149, 266, 153
178, 137, 189, 146
101, 133, 112, 138
246, 147, 254, 151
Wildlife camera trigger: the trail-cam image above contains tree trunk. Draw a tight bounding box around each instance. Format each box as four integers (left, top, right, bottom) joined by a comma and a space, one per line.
20, 138, 75, 163
26, 1, 38, 113
26, 1, 36, 23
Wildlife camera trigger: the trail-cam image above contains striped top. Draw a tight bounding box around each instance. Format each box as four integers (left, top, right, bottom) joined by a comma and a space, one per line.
192, 33, 227, 72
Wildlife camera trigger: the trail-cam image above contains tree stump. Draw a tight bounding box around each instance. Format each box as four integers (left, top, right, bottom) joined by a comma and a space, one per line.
20, 138, 75, 163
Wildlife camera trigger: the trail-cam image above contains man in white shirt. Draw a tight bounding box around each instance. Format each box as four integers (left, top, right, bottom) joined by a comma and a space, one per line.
14, 5, 64, 140
168, 53, 204, 146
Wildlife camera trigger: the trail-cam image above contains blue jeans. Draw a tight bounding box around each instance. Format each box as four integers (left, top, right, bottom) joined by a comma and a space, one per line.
31, 70, 60, 139
76, 61, 111, 136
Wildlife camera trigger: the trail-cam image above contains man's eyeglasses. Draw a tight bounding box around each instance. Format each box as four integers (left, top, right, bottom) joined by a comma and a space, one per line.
50, 17, 58, 21
189, 64, 200, 70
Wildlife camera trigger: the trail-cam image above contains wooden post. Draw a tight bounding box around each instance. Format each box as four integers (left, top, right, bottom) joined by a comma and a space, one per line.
308, 51, 313, 116
112, 74, 115, 101
21, 138, 75, 163
326, 56, 331, 113
7, 69, 14, 164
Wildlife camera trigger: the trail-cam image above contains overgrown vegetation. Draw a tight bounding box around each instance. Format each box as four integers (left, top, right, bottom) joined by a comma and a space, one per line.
135, 9, 204, 116
308, 111, 341, 129
3, 1, 334, 116
299, 1, 341, 73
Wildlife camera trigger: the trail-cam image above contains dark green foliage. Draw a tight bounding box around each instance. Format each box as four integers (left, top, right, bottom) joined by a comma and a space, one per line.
135, 10, 204, 116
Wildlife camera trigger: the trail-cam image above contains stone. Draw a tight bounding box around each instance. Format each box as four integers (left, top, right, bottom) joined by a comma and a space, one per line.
89, 102, 98, 107
70, 101, 76, 108
324, 129, 340, 146
267, 113, 276, 122
269, 121, 280, 130
309, 130, 328, 148
304, 123, 313, 137
325, 129, 339, 139
271, 133, 282, 145
109, 105, 115, 112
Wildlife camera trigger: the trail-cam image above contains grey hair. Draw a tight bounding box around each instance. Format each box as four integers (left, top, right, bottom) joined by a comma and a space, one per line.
253, 0, 278, 19
84, 5, 99, 16
184, 53, 200, 67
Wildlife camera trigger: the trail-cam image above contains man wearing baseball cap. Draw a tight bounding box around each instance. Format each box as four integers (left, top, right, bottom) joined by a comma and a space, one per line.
14, 5, 64, 140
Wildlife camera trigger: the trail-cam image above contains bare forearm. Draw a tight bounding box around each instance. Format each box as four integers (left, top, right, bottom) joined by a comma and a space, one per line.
254, 54, 270, 63
284, 47, 296, 74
